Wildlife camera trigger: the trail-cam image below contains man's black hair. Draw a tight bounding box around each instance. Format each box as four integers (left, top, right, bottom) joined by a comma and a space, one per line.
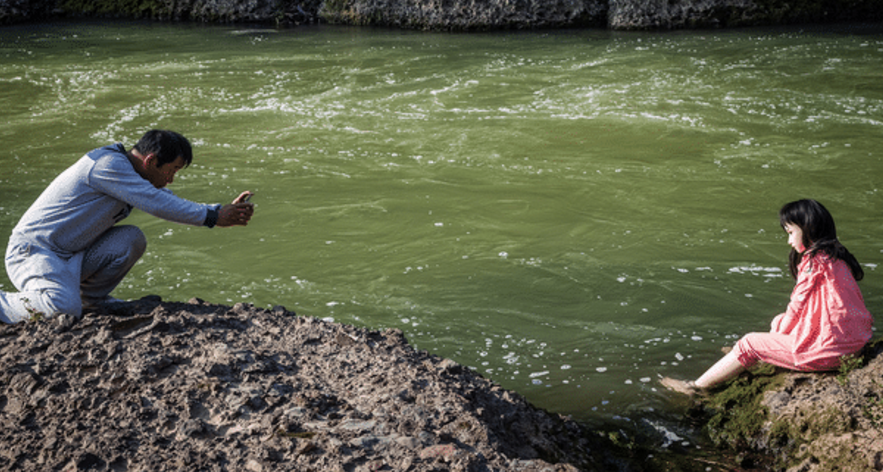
132, 129, 193, 168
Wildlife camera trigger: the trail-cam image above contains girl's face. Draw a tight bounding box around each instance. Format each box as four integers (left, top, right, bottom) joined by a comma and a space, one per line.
784, 223, 806, 252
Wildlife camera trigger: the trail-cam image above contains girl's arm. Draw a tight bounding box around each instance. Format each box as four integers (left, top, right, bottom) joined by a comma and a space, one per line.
770, 313, 793, 334
774, 257, 822, 335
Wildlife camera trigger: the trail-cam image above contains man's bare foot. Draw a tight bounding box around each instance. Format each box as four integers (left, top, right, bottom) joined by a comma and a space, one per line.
659, 377, 700, 396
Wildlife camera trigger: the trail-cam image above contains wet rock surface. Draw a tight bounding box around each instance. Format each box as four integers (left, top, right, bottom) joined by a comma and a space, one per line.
0, 297, 628, 471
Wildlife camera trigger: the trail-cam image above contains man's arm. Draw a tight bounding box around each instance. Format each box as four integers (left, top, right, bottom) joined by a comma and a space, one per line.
90, 154, 212, 227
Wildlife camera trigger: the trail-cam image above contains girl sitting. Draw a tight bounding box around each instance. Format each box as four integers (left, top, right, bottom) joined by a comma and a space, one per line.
661, 199, 874, 395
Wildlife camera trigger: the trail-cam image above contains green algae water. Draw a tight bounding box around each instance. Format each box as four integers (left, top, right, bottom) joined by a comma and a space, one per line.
1, 20, 882, 440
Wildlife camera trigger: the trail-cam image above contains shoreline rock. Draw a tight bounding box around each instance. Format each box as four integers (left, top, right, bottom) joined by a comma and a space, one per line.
1, 0, 882, 30
690, 340, 883, 471
0, 296, 639, 471
2, 295, 879, 470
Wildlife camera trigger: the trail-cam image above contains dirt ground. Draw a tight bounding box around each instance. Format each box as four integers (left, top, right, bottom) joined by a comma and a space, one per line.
0, 296, 637, 472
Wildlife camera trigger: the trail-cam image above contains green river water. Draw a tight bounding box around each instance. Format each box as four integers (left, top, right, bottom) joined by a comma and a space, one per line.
1, 20, 882, 443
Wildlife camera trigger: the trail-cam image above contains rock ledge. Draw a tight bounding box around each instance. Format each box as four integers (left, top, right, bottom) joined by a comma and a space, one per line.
0, 296, 629, 471
695, 340, 883, 471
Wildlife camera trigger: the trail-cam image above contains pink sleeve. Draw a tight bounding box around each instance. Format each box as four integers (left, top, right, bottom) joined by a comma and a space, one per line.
770, 313, 789, 333
778, 258, 823, 334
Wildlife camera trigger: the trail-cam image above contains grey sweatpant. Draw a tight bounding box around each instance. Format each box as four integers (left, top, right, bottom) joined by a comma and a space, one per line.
0, 225, 146, 323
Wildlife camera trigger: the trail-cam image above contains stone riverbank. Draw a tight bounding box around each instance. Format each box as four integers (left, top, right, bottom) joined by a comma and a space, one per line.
1, 296, 881, 471
0, 297, 642, 472
2, 0, 882, 29
685, 339, 883, 471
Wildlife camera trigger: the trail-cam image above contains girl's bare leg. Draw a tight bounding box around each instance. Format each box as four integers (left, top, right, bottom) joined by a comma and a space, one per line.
695, 350, 745, 388
661, 351, 746, 395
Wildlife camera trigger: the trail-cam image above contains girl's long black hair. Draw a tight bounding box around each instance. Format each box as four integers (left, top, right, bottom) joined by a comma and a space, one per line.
779, 199, 863, 281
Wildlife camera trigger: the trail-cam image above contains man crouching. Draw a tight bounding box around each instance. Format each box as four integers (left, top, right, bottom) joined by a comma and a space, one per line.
0, 129, 254, 323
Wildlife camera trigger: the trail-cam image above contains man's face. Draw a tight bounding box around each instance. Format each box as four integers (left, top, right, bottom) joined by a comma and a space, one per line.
145, 155, 186, 188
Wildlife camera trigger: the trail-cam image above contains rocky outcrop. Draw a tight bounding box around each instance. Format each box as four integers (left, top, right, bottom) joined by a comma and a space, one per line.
320, 0, 883, 29
0, 0, 56, 24
695, 340, 883, 471
0, 0, 323, 26
0, 297, 638, 471
2, 0, 881, 29
4, 295, 878, 470
318, 0, 607, 30
607, 0, 883, 29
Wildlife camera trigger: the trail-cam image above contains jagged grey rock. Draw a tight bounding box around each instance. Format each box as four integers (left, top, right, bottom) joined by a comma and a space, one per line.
0, 297, 620, 471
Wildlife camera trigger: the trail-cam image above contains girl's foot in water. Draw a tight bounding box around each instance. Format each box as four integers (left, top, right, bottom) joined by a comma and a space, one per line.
659, 377, 701, 396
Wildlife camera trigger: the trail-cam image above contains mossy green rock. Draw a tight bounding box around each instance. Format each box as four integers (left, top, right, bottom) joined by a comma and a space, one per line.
698, 340, 883, 472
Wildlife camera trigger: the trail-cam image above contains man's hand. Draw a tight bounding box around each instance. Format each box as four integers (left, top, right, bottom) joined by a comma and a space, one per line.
217, 191, 255, 227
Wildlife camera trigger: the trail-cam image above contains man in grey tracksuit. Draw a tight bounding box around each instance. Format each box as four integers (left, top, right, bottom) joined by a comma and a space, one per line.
0, 129, 254, 323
